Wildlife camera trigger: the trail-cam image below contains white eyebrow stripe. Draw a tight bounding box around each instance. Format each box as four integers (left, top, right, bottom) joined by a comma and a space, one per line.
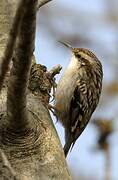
79, 52, 92, 61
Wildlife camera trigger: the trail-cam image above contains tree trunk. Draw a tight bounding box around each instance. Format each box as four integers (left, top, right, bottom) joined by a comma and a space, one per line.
0, 0, 71, 179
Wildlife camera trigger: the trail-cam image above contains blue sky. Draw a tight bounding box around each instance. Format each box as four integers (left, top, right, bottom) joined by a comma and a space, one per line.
35, 0, 118, 179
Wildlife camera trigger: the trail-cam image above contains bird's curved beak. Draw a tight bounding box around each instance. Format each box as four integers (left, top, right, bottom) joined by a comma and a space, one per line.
58, 41, 73, 50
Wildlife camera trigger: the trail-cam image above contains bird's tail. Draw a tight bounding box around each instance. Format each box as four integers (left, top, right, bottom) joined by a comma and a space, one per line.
63, 142, 71, 157
63, 135, 75, 157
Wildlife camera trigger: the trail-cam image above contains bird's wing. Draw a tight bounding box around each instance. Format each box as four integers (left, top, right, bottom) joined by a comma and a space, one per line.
69, 78, 89, 133
64, 78, 90, 154
64, 62, 103, 156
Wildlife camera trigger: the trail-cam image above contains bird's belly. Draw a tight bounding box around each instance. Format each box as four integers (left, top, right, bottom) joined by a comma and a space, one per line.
55, 72, 77, 123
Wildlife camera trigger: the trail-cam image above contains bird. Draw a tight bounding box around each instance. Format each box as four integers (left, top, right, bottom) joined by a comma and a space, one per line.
54, 41, 103, 157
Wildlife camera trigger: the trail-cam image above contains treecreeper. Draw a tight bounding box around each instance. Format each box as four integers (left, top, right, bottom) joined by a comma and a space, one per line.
55, 42, 103, 157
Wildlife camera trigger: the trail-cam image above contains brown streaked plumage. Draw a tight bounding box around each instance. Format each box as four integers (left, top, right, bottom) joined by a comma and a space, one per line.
55, 42, 103, 157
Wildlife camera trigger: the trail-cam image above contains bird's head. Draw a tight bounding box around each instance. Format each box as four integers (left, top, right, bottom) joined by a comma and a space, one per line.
58, 41, 100, 66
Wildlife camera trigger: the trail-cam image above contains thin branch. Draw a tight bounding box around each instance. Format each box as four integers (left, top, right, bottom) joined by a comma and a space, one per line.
46, 64, 62, 102
105, 147, 111, 180
38, 0, 52, 9
7, 0, 51, 131
0, 0, 30, 92
46, 64, 62, 78
7, 0, 37, 130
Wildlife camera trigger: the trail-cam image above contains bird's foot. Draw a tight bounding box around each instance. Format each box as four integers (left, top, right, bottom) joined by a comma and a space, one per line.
48, 104, 58, 122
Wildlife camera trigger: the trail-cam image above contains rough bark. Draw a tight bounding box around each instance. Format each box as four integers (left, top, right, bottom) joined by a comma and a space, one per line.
0, 0, 71, 179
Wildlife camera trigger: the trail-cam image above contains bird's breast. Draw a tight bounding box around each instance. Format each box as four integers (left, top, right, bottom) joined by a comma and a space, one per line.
55, 60, 79, 123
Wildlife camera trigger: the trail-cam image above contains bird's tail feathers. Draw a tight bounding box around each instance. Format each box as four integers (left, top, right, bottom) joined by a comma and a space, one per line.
63, 141, 71, 157
63, 136, 75, 157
